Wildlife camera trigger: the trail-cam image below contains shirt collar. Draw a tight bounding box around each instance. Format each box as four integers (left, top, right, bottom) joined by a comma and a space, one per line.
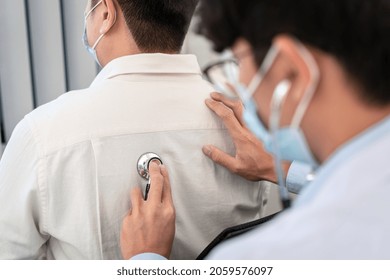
90, 53, 202, 87
296, 115, 390, 206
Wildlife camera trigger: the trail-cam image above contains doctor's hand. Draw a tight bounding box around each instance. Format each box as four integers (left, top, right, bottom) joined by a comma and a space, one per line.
120, 162, 175, 260
203, 92, 288, 184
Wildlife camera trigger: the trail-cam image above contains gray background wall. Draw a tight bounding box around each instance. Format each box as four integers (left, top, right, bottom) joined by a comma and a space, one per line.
0, 0, 98, 147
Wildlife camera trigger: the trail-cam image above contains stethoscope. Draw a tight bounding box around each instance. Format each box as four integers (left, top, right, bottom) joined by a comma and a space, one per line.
137, 152, 163, 200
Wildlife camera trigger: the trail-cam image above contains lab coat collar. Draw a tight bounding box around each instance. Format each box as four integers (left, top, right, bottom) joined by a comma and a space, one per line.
90, 53, 202, 87
296, 114, 390, 206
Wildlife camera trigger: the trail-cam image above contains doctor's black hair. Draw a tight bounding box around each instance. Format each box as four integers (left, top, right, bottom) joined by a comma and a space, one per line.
197, 0, 390, 105
91, 0, 199, 53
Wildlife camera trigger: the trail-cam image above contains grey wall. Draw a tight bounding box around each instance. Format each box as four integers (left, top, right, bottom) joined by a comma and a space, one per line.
0, 0, 35, 143
0, 0, 98, 144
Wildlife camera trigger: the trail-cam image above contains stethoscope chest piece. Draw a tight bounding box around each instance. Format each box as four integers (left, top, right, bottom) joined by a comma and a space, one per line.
137, 152, 163, 180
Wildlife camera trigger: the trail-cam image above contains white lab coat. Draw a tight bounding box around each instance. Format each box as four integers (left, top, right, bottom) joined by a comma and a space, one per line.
209, 116, 390, 259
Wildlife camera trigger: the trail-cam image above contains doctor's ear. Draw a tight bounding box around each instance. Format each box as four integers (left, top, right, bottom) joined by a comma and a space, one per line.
99, 0, 118, 34
271, 35, 318, 102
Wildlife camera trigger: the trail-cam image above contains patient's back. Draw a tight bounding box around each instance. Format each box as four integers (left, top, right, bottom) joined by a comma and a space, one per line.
26, 54, 268, 259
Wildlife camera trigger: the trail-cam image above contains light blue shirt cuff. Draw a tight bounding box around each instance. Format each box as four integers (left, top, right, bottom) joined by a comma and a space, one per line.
286, 161, 314, 194
130, 253, 167, 260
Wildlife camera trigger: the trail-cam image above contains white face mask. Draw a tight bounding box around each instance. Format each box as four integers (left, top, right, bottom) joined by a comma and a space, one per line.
81, 0, 106, 67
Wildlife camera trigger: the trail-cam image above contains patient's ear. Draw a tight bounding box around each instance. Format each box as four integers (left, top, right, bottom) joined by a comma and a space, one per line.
100, 0, 117, 34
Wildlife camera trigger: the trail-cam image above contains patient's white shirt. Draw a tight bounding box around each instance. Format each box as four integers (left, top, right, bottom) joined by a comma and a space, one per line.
0, 54, 268, 259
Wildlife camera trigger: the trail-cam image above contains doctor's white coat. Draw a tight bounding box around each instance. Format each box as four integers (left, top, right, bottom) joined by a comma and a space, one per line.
210, 116, 390, 259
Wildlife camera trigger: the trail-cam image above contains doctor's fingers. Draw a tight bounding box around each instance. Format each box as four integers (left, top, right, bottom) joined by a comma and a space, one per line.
160, 165, 174, 207
205, 98, 246, 142
210, 92, 245, 127
147, 162, 165, 204
202, 145, 238, 174
129, 187, 143, 215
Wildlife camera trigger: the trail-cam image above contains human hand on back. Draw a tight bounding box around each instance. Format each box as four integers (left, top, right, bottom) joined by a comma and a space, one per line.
120, 162, 175, 259
203, 92, 290, 183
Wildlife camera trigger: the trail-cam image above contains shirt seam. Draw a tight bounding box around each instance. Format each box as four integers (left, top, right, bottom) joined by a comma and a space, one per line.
39, 127, 228, 157
90, 139, 104, 259
24, 116, 49, 235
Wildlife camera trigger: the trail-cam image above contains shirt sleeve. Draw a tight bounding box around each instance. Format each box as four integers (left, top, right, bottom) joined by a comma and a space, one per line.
0, 118, 48, 259
286, 161, 314, 194
130, 253, 167, 260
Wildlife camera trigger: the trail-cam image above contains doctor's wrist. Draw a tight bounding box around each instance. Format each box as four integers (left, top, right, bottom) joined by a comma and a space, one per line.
262, 162, 291, 184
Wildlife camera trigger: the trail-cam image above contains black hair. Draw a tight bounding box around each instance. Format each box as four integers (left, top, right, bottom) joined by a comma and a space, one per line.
92, 0, 199, 53
197, 0, 390, 105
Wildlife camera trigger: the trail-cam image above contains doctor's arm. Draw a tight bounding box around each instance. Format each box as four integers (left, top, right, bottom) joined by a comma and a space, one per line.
202, 92, 310, 193
121, 162, 175, 260
0, 119, 49, 259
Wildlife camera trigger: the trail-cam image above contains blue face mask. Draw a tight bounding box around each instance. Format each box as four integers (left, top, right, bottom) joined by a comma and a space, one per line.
270, 128, 318, 167
269, 47, 320, 168
82, 0, 105, 67
241, 80, 319, 166
242, 99, 271, 144
239, 45, 320, 168
232, 83, 271, 145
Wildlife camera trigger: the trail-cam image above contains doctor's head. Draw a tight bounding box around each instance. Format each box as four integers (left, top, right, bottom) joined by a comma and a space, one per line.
84, 0, 199, 66
198, 0, 390, 164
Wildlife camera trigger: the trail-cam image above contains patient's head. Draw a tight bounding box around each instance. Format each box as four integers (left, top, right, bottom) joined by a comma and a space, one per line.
85, 0, 199, 65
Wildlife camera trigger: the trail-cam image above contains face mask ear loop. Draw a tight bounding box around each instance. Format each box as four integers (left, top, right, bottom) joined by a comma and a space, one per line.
85, 0, 104, 51
85, 0, 103, 19
92, 8, 118, 51
290, 41, 320, 129
244, 46, 280, 102
92, 33, 105, 50
270, 80, 292, 209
